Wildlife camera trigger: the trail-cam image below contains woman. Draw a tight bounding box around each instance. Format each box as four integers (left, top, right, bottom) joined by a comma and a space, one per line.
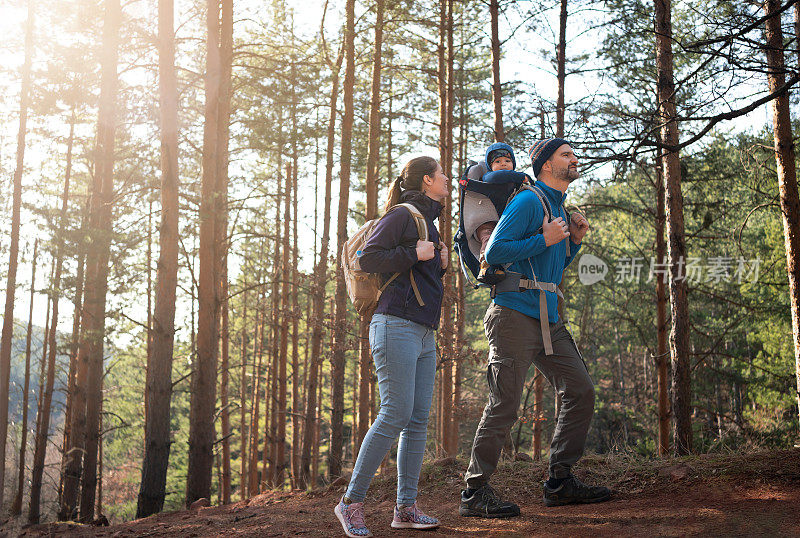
334, 156, 450, 537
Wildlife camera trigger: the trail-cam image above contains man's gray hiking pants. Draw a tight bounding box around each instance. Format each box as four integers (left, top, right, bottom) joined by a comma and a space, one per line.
465, 303, 594, 487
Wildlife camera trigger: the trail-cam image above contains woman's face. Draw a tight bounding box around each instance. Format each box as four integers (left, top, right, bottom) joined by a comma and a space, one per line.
422, 162, 450, 203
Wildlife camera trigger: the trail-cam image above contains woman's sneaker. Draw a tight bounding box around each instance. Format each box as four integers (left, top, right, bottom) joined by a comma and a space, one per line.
391, 502, 440, 529
334, 498, 372, 537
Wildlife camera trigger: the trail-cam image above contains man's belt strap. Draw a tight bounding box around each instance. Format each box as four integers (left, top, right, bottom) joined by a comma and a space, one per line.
518, 278, 563, 298
491, 271, 564, 356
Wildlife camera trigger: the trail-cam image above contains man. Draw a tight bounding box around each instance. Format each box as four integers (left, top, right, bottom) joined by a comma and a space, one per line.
459, 138, 610, 518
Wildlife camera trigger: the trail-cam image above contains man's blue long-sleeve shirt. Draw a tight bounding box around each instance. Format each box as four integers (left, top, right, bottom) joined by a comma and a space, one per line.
485, 180, 581, 323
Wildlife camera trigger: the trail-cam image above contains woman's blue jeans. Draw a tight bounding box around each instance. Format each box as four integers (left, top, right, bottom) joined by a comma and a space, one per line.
344, 314, 437, 506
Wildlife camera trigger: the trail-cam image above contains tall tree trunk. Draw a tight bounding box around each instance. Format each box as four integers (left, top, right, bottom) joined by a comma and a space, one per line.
186, 0, 223, 505
0, 0, 33, 506
36, 282, 52, 425
266, 177, 282, 487
300, 35, 342, 489
59, 214, 86, 506
58, 224, 86, 519
239, 287, 249, 499
532, 373, 544, 459
276, 162, 292, 489
614, 325, 626, 404
451, 76, 468, 454
387, 70, 394, 184
556, 0, 567, 136
136, 0, 181, 517
247, 298, 264, 495
453, 265, 464, 454
330, 0, 356, 480
29, 103, 76, 523
444, 0, 456, 455
437, 0, 456, 455
290, 128, 301, 488
219, 275, 232, 502
264, 175, 282, 488
796, 0, 800, 67
96, 399, 103, 516
146, 202, 153, 418
217, 0, 233, 505
764, 0, 800, 436
654, 0, 691, 456
77, 0, 122, 520
11, 240, 38, 515
435, 0, 447, 452
312, 361, 322, 485
489, 0, 504, 142
264, 329, 274, 489
357, 0, 384, 451
655, 151, 670, 456
351, 350, 358, 461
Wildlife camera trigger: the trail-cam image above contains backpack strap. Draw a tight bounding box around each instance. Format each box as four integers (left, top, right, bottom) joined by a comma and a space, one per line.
561, 201, 571, 258
383, 202, 428, 307
528, 184, 553, 228
507, 183, 550, 223
408, 271, 424, 306
396, 202, 428, 242
528, 184, 570, 258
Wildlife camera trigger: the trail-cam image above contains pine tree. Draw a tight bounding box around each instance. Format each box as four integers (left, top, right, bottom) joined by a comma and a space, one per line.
28, 104, 75, 523
136, 0, 181, 517
654, 0, 692, 456
300, 29, 342, 488
763, 0, 800, 436
0, 0, 34, 506
78, 0, 122, 520
187, 0, 225, 506
330, 0, 356, 480
357, 0, 385, 451
11, 239, 38, 515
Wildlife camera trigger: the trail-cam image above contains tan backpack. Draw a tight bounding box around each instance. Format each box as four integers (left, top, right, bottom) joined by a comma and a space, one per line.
342, 203, 428, 316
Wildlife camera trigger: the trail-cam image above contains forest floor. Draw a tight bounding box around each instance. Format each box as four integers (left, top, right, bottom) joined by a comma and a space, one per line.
6, 447, 800, 537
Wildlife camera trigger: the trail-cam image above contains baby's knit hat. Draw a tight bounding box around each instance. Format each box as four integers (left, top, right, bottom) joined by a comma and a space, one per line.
484, 142, 516, 170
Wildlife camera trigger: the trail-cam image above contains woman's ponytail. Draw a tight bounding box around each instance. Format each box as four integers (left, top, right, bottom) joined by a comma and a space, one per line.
383, 176, 403, 214
383, 156, 439, 214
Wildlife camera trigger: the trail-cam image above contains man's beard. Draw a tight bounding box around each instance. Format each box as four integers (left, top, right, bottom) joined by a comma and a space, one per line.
555, 166, 580, 182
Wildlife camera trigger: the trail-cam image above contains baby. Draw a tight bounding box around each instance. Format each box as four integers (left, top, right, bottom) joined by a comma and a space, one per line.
476, 142, 516, 282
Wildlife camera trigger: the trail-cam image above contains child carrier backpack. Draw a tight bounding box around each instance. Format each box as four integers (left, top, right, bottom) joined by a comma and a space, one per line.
453, 160, 571, 355
342, 203, 428, 316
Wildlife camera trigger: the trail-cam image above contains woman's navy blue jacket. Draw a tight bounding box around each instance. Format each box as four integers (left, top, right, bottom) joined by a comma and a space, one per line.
359, 190, 446, 329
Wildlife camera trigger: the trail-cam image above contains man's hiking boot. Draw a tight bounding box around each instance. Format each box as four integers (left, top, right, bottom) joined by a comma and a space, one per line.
542, 475, 611, 507
459, 485, 520, 518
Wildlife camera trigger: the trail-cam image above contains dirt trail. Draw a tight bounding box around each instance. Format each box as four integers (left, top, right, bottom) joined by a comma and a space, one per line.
8, 449, 800, 537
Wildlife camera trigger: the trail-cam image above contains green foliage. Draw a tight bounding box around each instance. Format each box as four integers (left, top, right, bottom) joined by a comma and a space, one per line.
567, 127, 798, 456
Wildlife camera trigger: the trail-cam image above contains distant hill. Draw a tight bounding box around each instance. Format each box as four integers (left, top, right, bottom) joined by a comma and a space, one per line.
3, 317, 70, 426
